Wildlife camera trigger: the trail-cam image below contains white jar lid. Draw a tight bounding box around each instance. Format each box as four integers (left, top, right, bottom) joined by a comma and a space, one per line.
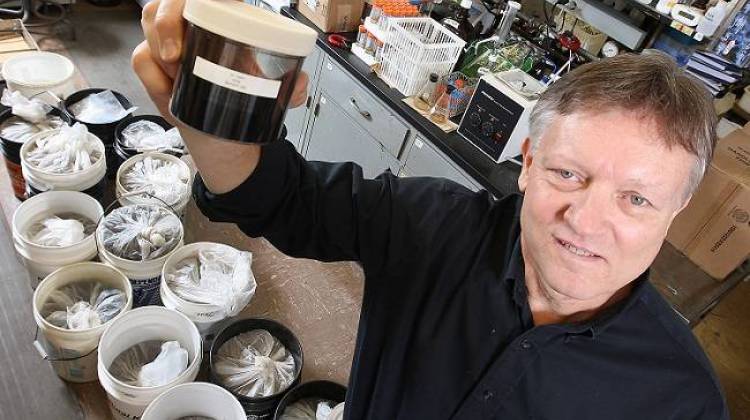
183, 0, 318, 57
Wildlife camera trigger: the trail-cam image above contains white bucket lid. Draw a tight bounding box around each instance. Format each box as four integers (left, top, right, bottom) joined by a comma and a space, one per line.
2, 52, 75, 88
183, 0, 318, 57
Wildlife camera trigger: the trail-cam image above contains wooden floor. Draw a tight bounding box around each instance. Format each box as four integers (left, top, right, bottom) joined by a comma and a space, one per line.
0, 1, 748, 419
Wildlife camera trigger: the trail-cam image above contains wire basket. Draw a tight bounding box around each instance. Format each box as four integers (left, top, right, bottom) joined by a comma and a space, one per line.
379, 17, 467, 97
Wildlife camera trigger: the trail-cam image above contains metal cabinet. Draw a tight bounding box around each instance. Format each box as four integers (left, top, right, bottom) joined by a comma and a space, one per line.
306, 92, 400, 179
284, 46, 323, 153
400, 136, 481, 191
318, 56, 410, 159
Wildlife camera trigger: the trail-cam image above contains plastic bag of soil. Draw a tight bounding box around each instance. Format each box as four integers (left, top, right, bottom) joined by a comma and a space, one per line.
165, 247, 255, 317
280, 399, 346, 420
120, 155, 190, 207
25, 123, 102, 173
42, 282, 127, 330
109, 340, 188, 387
122, 120, 183, 152
214, 329, 296, 398
99, 204, 182, 261
1, 89, 52, 123
69, 90, 137, 124
26, 212, 96, 247
0, 113, 64, 145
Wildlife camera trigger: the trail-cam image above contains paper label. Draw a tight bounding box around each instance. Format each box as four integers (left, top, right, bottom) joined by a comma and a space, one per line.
192, 56, 281, 99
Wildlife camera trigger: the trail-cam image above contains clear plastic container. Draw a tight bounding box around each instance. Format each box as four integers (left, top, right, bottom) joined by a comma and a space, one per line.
170, 0, 317, 144
357, 25, 367, 48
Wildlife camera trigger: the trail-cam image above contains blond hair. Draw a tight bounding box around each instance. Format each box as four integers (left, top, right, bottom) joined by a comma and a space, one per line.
529, 50, 717, 196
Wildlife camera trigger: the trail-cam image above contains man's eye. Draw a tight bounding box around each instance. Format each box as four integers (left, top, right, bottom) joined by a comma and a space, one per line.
558, 170, 575, 179
630, 194, 649, 207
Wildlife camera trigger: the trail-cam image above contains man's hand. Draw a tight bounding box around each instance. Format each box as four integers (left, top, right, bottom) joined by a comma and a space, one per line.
132, 0, 309, 122
131, 0, 312, 194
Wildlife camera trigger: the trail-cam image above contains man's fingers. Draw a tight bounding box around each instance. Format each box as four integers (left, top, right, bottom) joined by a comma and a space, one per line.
141, 0, 181, 80
132, 41, 176, 123
154, 0, 187, 62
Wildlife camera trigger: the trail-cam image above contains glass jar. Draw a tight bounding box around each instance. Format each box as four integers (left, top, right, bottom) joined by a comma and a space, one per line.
170, 0, 317, 144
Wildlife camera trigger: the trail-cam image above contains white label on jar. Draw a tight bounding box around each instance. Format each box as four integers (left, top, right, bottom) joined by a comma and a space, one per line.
192, 56, 282, 99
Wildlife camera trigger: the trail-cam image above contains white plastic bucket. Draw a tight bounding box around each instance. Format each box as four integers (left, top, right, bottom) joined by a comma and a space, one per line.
32, 262, 133, 382
97, 204, 184, 307
141, 382, 245, 420
20, 128, 107, 195
160, 242, 256, 335
97, 306, 202, 420
2, 52, 76, 99
12, 191, 103, 288
115, 152, 191, 218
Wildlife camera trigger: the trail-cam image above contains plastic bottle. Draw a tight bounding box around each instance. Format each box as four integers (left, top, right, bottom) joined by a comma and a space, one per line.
430, 85, 455, 123
696, 0, 729, 37
357, 25, 368, 48
414, 73, 439, 111
365, 33, 377, 55
370, 0, 382, 23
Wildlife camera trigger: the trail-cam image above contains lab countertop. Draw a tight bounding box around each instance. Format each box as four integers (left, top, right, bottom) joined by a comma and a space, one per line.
283, 7, 522, 197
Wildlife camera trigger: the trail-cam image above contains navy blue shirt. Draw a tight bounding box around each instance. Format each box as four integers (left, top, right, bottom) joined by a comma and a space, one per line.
193, 139, 728, 419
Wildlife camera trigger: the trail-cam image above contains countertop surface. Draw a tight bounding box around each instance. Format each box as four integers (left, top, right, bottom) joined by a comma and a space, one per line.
284, 7, 522, 197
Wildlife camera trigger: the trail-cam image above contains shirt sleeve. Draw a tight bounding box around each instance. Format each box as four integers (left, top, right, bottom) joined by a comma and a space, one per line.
192, 138, 492, 275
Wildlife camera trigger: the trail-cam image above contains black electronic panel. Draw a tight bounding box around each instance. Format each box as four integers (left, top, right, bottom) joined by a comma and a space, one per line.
458, 79, 525, 161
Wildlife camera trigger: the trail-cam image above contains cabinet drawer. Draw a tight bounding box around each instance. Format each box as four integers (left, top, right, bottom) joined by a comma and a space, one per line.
402, 137, 480, 191
307, 92, 400, 179
319, 56, 409, 158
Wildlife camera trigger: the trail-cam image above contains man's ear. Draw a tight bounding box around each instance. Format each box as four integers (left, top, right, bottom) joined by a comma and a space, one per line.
518, 138, 534, 192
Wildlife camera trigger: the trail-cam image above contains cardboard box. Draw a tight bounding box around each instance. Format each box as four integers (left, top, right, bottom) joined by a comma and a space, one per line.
667, 123, 750, 279
297, 0, 364, 33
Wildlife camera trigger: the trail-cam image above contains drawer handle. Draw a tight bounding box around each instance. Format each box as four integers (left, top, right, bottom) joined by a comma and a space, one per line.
349, 98, 372, 120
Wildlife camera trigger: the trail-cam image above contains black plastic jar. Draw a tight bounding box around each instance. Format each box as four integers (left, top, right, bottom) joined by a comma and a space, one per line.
274, 380, 347, 419
62, 88, 134, 179
114, 115, 183, 167
170, 0, 317, 144
210, 318, 304, 420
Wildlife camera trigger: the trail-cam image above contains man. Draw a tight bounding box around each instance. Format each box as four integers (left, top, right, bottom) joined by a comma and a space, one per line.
133, 1, 728, 418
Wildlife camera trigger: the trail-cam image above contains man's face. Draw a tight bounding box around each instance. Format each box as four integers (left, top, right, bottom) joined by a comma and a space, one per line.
517, 109, 695, 304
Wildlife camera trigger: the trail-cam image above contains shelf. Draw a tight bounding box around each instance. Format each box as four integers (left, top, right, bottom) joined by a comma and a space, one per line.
620, 0, 713, 41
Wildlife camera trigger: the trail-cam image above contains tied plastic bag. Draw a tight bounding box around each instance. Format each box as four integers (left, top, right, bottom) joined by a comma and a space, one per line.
214, 329, 296, 398
121, 156, 189, 207
166, 247, 256, 317
109, 340, 188, 387
99, 204, 182, 261
122, 120, 184, 152
0, 114, 64, 145
25, 123, 102, 173
69, 90, 137, 124
1, 89, 53, 123
26, 212, 97, 246
42, 282, 127, 330
280, 399, 343, 420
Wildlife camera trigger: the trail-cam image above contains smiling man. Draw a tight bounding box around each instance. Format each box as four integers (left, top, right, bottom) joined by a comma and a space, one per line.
134, 3, 727, 417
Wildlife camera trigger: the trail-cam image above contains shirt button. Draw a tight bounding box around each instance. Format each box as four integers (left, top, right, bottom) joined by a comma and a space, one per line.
483, 389, 495, 401
520, 339, 532, 350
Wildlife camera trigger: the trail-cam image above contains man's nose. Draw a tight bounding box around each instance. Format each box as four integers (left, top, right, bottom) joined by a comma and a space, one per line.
562, 185, 611, 238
